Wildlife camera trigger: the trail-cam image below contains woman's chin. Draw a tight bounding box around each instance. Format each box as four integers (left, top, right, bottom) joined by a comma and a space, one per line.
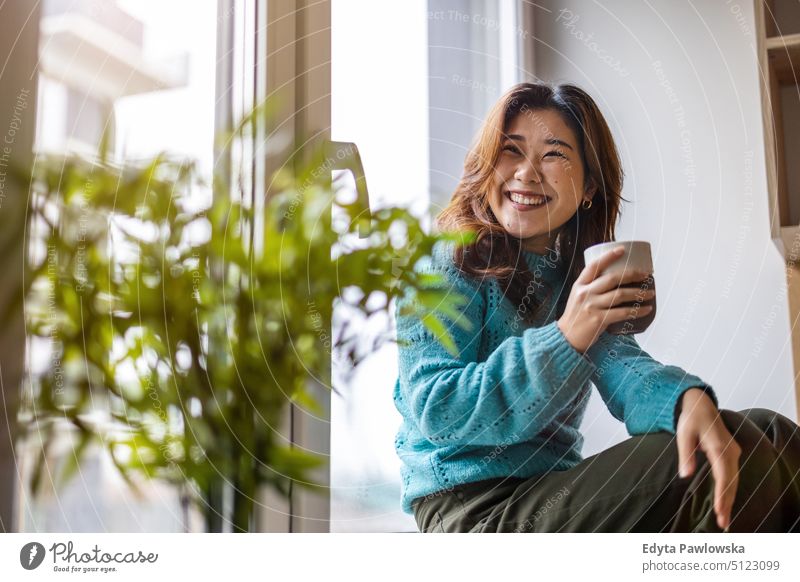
506, 226, 544, 241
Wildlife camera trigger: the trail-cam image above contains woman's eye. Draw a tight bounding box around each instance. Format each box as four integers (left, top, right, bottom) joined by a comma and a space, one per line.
502, 146, 566, 158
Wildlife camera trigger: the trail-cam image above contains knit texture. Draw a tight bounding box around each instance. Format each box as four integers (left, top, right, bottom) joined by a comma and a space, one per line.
393, 239, 717, 515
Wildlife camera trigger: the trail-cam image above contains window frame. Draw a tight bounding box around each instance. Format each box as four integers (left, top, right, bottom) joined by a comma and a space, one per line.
218, 0, 333, 533
0, 0, 42, 534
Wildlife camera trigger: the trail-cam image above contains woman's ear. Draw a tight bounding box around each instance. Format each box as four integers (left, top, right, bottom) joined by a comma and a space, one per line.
584, 178, 598, 201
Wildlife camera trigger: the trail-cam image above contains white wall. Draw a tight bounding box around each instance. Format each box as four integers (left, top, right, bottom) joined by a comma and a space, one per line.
528, 0, 796, 454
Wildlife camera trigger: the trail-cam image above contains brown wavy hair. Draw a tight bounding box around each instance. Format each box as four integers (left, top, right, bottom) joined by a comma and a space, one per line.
437, 82, 629, 324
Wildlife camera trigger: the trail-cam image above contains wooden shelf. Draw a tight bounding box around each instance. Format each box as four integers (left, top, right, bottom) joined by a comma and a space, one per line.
766, 33, 800, 84
758, 1, 800, 422
777, 224, 800, 261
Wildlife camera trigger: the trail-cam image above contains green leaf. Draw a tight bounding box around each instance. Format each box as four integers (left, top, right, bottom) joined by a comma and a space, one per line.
420, 313, 459, 357
413, 288, 474, 333
57, 430, 95, 487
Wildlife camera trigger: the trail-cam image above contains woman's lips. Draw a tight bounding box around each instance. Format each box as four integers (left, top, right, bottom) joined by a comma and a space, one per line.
505, 191, 550, 211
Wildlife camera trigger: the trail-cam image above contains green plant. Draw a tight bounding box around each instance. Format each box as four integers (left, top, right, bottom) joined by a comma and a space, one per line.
17, 115, 475, 531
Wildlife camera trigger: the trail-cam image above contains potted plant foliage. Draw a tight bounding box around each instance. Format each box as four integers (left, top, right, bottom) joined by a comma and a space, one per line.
15, 108, 474, 532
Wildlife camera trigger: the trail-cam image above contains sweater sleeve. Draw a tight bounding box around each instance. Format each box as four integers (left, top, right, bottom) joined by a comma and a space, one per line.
585, 331, 718, 435
394, 243, 597, 448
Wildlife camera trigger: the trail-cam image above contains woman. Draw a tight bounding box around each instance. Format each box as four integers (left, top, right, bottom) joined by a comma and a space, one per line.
393, 82, 800, 533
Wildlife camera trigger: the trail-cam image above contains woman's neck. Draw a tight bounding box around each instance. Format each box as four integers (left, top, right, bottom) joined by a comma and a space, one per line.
521, 231, 559, 256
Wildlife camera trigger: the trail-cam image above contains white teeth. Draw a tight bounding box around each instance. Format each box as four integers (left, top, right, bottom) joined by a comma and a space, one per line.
508, 192, 548, 206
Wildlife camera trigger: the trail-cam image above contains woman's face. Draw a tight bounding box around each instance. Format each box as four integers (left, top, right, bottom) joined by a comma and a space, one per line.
488, 107, 594, 254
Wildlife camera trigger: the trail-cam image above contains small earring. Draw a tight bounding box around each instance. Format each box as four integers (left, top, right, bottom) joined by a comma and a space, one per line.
581, 198, 593, 210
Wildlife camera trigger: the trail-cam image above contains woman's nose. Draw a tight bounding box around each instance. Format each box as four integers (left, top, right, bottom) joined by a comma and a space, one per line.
514, 159, 542, 183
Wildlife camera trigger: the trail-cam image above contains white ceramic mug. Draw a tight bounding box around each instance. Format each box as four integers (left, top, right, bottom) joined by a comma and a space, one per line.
583, 240, 656, 335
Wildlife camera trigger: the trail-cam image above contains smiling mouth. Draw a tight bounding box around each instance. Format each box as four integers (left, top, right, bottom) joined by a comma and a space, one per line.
505, 191, 552, 207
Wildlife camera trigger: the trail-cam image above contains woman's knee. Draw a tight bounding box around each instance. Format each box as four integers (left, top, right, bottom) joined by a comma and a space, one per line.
719, 409, 768, 447
711, 409, 800, 530
738, 407, 778, 424
716, 409, 780, 475
736, 407, 800, 444
717, 409, 788, 491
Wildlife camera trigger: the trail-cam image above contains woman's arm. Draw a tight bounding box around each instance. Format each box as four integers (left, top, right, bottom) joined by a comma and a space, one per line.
395, 242, 597, 448
585, 331, 718, 435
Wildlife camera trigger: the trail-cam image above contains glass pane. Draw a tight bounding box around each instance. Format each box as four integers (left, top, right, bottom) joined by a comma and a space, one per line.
330, 0, 519, 532
20, 0, 217, 533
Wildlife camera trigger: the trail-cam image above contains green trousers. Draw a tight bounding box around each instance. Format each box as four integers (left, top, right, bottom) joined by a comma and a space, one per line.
412, 408, 800, 533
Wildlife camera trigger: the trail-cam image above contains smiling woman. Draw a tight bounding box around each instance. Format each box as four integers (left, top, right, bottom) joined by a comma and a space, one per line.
490, 108, 587, 251
394, 81, 800, 533
437, 82, 626, 326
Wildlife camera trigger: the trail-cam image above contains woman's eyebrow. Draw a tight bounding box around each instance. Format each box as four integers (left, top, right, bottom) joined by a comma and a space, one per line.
505, 134, 574, 151
544, 137, 574, 150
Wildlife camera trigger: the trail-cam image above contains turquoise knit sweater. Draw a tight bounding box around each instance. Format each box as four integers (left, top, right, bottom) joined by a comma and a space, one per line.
393, 239, 717, 515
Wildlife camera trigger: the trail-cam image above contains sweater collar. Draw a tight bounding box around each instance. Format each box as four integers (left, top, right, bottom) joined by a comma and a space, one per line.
521, 246, 562, 273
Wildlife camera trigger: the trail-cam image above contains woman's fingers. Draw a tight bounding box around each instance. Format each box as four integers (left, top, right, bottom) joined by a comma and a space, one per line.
676, 429, 698, 478
702, 437, 741, 531
595, 286, 654, 309
674, 391, 740, 530
602, 303, 654, 325
577, 246, 625, 285
588, 266, 652, 296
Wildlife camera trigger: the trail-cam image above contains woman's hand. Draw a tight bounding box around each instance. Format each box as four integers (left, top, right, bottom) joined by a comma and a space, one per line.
557, 246, 655, 354
676, 388, 741, 530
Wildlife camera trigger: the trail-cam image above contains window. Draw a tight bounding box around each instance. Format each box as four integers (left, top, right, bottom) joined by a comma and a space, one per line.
18, 0, 218, 533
